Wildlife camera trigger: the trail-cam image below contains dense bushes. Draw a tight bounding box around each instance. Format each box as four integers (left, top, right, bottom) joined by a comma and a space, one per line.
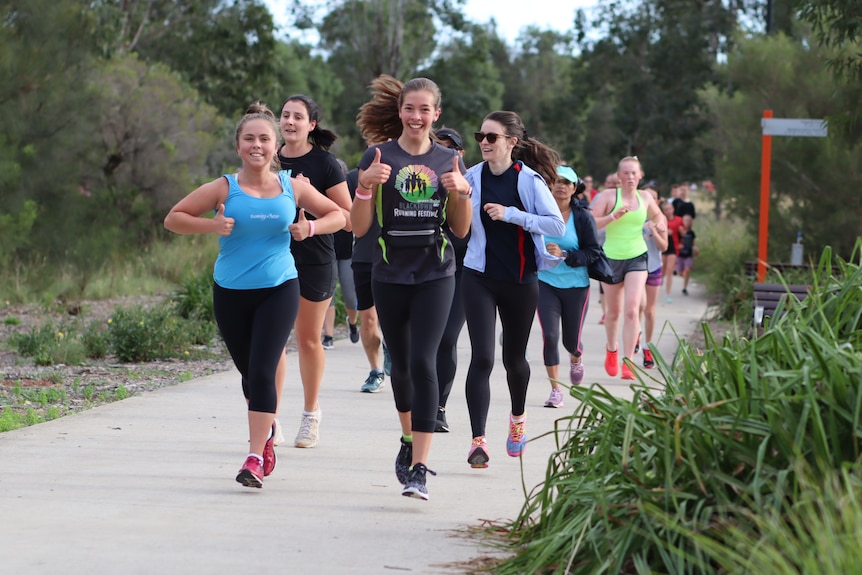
494, 244, 862, 574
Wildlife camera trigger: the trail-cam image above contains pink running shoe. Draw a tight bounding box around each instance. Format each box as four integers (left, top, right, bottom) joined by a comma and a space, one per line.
467, 437, 489, 468
621, 362, 636, 380
263, 422, 277, 477
236, 456, 263, 488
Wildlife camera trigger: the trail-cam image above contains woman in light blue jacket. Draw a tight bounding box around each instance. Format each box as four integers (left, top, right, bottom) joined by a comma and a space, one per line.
461, 111, 565, 469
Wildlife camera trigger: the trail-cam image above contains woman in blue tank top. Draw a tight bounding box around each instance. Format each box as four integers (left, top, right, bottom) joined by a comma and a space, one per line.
164, 102, 344, 489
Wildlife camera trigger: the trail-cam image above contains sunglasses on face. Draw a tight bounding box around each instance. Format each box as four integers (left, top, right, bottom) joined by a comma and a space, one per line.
474, 132, 507, 144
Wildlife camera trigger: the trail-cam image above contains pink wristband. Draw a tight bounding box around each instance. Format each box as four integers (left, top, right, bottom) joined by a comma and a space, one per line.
355, 188, 373, 201
307, 219, 315, 238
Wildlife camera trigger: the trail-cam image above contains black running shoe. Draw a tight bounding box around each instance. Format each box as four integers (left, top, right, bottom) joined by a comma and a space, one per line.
402, 463, 436, 500
395, 437, 413, 484
348, 322, 360, 343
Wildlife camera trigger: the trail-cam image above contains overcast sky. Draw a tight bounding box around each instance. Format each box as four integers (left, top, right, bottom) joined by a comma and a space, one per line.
264, 0, 596, 45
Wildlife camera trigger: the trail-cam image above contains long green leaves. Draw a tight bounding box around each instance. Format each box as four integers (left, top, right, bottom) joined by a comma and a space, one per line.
494, 243, 862, 574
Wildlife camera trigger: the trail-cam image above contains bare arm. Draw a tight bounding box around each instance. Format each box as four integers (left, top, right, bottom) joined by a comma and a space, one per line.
164, 178, 232, 236
324, 180, 353, 233
592, 190, 621, 230
350, 147, 390, 238
441, 155, 472, 239
292, 179, 346, 239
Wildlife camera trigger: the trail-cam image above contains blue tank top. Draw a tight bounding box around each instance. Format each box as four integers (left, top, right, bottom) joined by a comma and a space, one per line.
214, 171, 298, 289
539, 214, 590, 288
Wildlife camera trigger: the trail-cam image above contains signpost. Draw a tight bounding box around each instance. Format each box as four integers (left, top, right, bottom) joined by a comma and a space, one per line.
757, 111, 828, 282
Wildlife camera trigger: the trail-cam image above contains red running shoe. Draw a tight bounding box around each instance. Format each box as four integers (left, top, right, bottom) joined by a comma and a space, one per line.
621, 362, 636, 380
263, 422, 277, 477
236, 456, 264, 488
643, 348, 655, 369
604, 347, 619, 376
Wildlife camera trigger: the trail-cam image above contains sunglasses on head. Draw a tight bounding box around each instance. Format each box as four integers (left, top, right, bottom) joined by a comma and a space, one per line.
474, 132, 507, 144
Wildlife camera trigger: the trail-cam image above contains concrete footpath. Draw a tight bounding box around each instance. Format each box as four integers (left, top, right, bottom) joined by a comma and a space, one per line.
0, 282, 709, 575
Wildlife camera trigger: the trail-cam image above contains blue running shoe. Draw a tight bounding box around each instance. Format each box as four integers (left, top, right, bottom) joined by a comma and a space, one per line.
506, 414, 527, 457
361, 370, 385, 393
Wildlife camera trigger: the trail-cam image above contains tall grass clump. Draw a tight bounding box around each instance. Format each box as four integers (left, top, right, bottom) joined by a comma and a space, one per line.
493, 243, 862, 574
692, 215, 755, 320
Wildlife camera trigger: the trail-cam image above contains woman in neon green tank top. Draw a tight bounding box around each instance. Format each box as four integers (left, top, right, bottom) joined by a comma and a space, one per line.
592, 156, 666, 380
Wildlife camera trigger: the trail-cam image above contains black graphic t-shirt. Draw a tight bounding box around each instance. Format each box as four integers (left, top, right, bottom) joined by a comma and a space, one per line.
357, 139, 465, 285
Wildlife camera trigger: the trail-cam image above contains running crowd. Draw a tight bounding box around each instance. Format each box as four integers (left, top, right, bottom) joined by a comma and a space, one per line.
163, 75, 699, 500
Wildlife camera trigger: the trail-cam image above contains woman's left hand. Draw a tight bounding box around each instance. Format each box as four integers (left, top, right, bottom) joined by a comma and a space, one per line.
440, 156, 469, 196
546, 242, 563, 257
483, 202, 506, 221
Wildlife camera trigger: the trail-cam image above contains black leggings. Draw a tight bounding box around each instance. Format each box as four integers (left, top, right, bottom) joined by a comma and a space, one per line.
537, 282, 590, 366
462, 272, 538, 438
373, 276, 455, 433
213, 279, 299, 413
437, 266, 466, 408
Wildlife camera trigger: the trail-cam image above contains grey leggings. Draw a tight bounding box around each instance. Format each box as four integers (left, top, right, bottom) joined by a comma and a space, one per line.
537, 281, 590, 366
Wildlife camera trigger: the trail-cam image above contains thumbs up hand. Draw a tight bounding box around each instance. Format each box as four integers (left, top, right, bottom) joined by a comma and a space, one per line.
214, 204, 235, 236
358, 147, 391, 190
289, 208, 313, 241
440, 154, 471, 199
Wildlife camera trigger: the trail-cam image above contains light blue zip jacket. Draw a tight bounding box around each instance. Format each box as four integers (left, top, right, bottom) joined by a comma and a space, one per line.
463, 161, 565, 273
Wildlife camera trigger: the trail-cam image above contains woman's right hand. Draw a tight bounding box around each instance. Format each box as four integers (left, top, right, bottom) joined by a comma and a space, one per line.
359, 147, 391, 189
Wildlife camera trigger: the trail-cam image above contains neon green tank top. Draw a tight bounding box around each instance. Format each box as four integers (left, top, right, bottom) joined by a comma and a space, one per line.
603, 189, 648, 260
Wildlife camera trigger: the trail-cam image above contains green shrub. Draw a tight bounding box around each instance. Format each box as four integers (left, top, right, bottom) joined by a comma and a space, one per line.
172, 271, 215, 322
82, 319, 110, 359
676, 465, 862, 575
494, 244, 862, 574
108, 304, 188, 362
9, 320, 86, 366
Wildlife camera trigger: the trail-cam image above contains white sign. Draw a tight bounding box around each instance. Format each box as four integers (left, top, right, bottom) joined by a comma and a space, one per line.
761, 118, 828, 138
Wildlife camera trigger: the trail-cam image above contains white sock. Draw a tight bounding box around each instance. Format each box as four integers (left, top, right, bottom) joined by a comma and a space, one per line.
303, 409, 320, 417
247, 453, 263, 464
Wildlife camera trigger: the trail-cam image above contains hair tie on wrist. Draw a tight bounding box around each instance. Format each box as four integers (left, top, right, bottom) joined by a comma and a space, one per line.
307, 219, 315, 237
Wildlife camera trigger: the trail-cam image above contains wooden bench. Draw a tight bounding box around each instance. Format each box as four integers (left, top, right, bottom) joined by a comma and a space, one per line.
752, 282, 810, 331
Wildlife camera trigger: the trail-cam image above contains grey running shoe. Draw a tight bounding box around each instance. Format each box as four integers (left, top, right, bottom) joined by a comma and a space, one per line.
294, 410, 321, 448
348, 322, 360, 343
402, 463, 436, 500
361, 370, 385, 393
395, 437, 413, 484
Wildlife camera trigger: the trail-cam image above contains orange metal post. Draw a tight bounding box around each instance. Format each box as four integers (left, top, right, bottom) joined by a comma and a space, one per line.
757, 110, 773, 282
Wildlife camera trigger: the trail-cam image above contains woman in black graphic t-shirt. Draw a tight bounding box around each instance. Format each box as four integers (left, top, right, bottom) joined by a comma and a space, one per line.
351, 75, 472, 501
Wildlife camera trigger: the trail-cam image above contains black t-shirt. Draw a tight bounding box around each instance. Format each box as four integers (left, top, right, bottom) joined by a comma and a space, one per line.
678, 229, 696, 258
479, 163, 537, 284
673, 198, 696, 219
277, 146, 346, 265
333, 169, 356, 260
358, 140, 463, 285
